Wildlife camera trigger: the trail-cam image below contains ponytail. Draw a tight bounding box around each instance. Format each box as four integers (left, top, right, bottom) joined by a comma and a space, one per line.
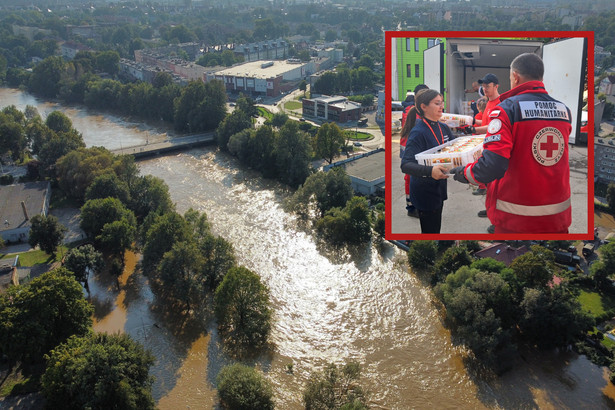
400, 106, 418, 139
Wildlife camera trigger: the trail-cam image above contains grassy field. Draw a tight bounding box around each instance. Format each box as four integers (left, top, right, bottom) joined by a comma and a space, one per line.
257, 106, 273, 121
1, 248, 65, 266
578, 288, 615, 320
284, 101, 302, 111
343, 130, 373, 141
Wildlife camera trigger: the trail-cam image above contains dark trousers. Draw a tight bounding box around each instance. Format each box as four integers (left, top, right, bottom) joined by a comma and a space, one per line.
419, 206, 443, 234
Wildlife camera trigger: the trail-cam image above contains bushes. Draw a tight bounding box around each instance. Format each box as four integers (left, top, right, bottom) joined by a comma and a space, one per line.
217, 364, 274, 410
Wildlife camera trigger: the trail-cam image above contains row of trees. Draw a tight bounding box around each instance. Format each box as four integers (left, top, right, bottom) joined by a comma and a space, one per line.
313, 64, 377, 96
407, 241, 593, 373
7, 54, 227, 134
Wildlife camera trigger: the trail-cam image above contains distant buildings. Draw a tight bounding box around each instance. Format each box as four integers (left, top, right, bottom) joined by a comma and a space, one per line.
60, 41, 94, 60
233, 38, 289, 62
599, 76, 615, 97
0, 182, 51, 244
595, 138, 615, 184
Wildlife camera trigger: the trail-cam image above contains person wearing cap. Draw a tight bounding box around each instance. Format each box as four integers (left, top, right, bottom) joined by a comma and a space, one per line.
451, 53, 572, 234
466, 73, 501, 135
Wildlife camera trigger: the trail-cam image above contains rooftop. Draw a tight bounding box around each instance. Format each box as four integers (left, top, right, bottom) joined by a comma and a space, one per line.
214, 60, 307, 80
342, 149, 385, 183
0, 181, 50, 233
474, 243, 530, 266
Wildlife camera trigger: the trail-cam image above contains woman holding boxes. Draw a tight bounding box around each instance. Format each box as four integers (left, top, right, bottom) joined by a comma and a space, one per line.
400, 89, 454, 234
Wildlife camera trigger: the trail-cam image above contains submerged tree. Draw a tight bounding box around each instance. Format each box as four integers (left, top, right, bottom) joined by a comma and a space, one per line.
214, 266, 272, 350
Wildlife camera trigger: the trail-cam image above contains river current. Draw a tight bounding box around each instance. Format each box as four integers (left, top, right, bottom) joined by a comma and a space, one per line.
2, 88, 615, 409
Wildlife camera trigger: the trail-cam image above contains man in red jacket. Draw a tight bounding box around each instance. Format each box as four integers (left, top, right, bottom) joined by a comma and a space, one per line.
452, 53, 572, 234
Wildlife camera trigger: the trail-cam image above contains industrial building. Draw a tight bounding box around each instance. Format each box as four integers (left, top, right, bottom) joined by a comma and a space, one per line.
209, 59, 315, 97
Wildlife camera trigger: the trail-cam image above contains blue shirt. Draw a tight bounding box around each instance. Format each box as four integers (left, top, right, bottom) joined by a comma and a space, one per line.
400, 118, 453, 211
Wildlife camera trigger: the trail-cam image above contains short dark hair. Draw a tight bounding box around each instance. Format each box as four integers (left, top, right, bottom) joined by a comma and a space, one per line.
511, 53, 544, 81
413, 84, 428, 94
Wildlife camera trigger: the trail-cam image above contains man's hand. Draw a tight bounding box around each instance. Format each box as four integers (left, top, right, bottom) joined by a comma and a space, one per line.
451, 166, 469, 183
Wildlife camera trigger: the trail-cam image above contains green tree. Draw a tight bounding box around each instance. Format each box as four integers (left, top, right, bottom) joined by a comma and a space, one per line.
299, 80, 308, 97
217, 363, 274, 410
97, 219, 136, 261
142, 211, 191, 273
315, 122, 345, 164
201, 234, 236, 288
45, 110, 73, 133
236, 94, 258, 118
41, 333, 155, 410
509, 245, 554, 289
157, 240, 205, 311
432, 246, 473, 284
248, 125, 277, 177
316, 196, 371, 245
28, 214, 67, 258
407, 240, 438, 271
29, 56, 65, 97
64, 244, 103, 293
216, 109, 252, 151
274, 121, 312, 187
303, 362, 368, 410
129, 174, 174, 223
96, 50, 120, 77
80, 197, 136, 240
214, 266, 272, 349
0, 268, 93, 363
0, 115, 26, 161
519, 286, 593, 349
85, 173, 131, 204
271, 112, 289, 128
286, 167, 354, 218
55, 146, 115, 202
314, 71, 337, 95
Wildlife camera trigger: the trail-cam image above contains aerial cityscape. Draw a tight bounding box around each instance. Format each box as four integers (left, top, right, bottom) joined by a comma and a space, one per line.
1, 0, 615, 408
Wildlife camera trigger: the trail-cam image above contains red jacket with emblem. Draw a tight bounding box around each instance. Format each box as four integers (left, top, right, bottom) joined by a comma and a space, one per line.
463, 80, 572, 233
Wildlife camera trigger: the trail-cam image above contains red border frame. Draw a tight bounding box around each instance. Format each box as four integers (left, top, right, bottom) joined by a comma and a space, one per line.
385, 30, 594, 241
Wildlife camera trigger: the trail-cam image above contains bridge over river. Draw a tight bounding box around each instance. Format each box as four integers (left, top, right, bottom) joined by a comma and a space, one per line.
110, 132, 216, 159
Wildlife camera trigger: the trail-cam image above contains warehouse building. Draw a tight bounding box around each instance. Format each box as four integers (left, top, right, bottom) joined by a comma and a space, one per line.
209, 59, 315, 97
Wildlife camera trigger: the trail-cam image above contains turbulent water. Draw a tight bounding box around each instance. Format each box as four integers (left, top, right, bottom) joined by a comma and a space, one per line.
3, 88, 615, 409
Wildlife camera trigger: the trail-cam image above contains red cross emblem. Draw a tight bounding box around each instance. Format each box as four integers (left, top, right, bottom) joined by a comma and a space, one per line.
532, 127, 565, 166
539, 134, 559, 158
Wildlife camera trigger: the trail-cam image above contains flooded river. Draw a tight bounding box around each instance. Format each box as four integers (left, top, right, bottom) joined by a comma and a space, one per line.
3, 88, 615, 409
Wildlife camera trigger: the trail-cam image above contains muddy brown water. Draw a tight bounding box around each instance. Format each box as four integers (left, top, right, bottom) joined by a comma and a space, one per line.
3, 87, 615, 409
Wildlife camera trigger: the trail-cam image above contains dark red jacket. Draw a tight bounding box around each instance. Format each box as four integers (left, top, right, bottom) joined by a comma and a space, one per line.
463, 81, 572, 233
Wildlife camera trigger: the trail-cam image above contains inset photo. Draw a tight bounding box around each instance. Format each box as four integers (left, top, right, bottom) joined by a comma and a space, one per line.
384, 31, 594, 240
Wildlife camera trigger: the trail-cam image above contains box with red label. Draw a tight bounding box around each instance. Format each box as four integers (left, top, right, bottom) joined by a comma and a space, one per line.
414, 135, 485, 168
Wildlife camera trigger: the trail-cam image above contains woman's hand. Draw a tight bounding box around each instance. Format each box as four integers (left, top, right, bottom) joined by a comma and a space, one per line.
431, 165, 450, 180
